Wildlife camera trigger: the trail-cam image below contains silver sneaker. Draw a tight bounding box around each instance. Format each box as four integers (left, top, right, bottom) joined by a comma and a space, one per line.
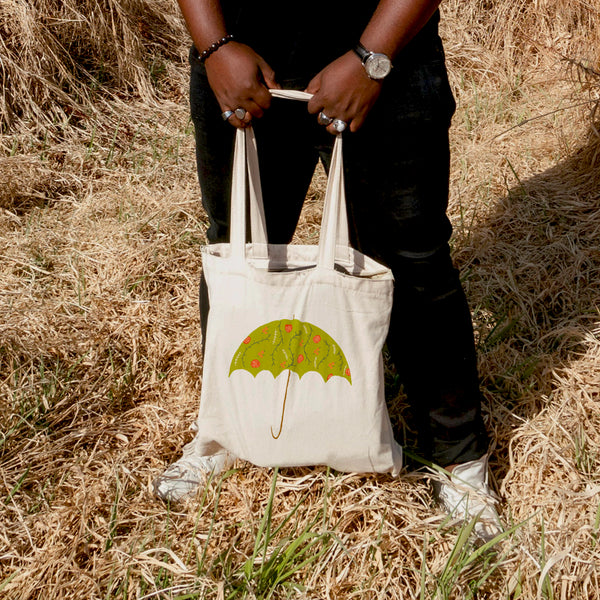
153, 449, 235, 503
433, 454, 503, 542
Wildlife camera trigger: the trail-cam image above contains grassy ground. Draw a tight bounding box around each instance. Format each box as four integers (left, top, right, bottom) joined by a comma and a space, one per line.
1, 0, 600, 598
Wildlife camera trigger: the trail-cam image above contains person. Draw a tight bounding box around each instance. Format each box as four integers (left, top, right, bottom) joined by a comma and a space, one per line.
154, 0, 502, 540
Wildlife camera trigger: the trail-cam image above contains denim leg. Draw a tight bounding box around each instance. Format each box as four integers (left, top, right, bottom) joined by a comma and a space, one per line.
339, 55, 488, 466
189, 55, 235, 246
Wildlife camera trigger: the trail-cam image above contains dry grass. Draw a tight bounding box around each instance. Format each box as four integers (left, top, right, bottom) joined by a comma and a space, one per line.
1, 0, 600, 598
0, 0, 187, 136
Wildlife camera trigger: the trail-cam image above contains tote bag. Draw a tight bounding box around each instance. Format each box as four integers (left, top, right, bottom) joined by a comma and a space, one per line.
193, 90, 402, 475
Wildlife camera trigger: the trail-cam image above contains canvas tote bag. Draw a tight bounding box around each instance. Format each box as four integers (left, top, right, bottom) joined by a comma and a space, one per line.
193, 90, 402, 475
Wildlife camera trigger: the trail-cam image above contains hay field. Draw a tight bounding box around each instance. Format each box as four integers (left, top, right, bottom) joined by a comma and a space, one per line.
1, 0, 599, 598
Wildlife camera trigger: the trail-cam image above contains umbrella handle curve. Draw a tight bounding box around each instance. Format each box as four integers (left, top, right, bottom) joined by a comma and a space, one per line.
270, 369, 292, 440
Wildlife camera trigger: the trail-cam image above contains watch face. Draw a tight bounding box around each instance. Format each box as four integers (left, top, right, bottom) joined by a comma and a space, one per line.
365, 54, 392, 80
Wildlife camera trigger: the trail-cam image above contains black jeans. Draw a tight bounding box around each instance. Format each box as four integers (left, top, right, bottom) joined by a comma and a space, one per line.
189, 28, 489, 467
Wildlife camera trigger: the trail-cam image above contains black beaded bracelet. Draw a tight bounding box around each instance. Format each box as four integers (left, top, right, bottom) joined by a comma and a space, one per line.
196, 34, 234, 64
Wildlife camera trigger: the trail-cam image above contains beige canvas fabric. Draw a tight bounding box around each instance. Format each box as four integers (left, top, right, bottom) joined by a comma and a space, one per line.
192, 91, 402, 474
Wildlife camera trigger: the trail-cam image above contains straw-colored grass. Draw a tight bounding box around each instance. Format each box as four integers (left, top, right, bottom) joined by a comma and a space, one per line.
0, 0, 188, 137
1, 0, 599, 598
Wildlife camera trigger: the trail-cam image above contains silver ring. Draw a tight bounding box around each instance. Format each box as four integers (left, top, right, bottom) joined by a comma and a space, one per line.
318, 111, 333, 126
332, 119, 347, 133
234, 107, 246, 120
221, 110, 234, 121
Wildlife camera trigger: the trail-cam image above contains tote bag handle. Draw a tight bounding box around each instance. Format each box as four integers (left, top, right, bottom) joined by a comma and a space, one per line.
229, 89, 350, 270
230, 126, 268, 261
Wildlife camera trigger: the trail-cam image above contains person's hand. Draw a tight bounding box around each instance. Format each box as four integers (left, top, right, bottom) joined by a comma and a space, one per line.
205, 41, 280, 128
306, 51, 383, 134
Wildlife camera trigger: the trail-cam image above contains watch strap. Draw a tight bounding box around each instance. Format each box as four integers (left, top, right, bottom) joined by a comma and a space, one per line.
352, 42, 370, 64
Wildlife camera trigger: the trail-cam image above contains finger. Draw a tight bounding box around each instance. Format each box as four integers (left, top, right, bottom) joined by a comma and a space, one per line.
240, 100, 264, 120
305, 77, 322, 114
241, 110, 253, 125
349, 114, 365, 133
307, 99, 323, 115
230, 115, 254, 128
305, 74, 321, 96
307, 95, 326, 115
226, 115, 246, 129
258, 59, 280, 91
316, 110, 334, 127
325, 118, 350, 136
249, 86, 272, 111
223, 110, 250, 129
227, 104, 258, 128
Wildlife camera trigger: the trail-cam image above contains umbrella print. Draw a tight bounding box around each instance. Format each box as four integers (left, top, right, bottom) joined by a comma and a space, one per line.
229, 318, 352, 439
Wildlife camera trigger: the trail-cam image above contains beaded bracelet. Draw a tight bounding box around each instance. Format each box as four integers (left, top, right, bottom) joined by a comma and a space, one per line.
196, 34, 234, 64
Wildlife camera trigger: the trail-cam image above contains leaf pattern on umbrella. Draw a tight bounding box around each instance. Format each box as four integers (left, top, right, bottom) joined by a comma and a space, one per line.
229, 318, 352, 438
230, 319, 351, 383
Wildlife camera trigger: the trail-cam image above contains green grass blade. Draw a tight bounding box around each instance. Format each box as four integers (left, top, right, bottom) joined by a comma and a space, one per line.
4, 466, 31, 504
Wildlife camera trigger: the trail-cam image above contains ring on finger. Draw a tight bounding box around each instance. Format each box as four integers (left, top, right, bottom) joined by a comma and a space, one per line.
234, 107, 247, 120
318, 111, 333, 126
221, 110, 235, 121
332, 119, 347, 133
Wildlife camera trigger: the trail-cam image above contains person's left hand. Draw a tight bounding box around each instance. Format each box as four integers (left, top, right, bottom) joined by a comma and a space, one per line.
306, 51, 383, 134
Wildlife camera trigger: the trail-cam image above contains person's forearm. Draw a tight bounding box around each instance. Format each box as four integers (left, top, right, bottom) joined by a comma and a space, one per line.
177, 0, 227, 52
359, 0, 443, 58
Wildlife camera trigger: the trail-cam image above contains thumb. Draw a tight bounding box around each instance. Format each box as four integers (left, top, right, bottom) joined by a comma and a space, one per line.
258, 58, 280, 90
305, 74, 323, 114
305, 73, 321, 96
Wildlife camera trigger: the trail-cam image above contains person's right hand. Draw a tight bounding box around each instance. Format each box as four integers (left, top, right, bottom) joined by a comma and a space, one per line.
205, 42, 279, 128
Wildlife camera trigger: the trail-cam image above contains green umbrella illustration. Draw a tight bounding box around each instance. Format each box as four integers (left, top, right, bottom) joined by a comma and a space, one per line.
229, 318, 352, 439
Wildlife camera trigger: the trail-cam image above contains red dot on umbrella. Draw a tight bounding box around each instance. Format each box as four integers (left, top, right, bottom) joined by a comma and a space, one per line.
251, 359, 260, 368
313, 335, 321, 343
327, 373, 333, 381
243, 336, 251, 344
285, 324, 293, 332
345, 368, 351, 377
297, 355, 304, 363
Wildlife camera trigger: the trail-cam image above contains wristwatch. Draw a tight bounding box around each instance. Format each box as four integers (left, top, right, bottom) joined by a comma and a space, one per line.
352, 43, 393, 80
